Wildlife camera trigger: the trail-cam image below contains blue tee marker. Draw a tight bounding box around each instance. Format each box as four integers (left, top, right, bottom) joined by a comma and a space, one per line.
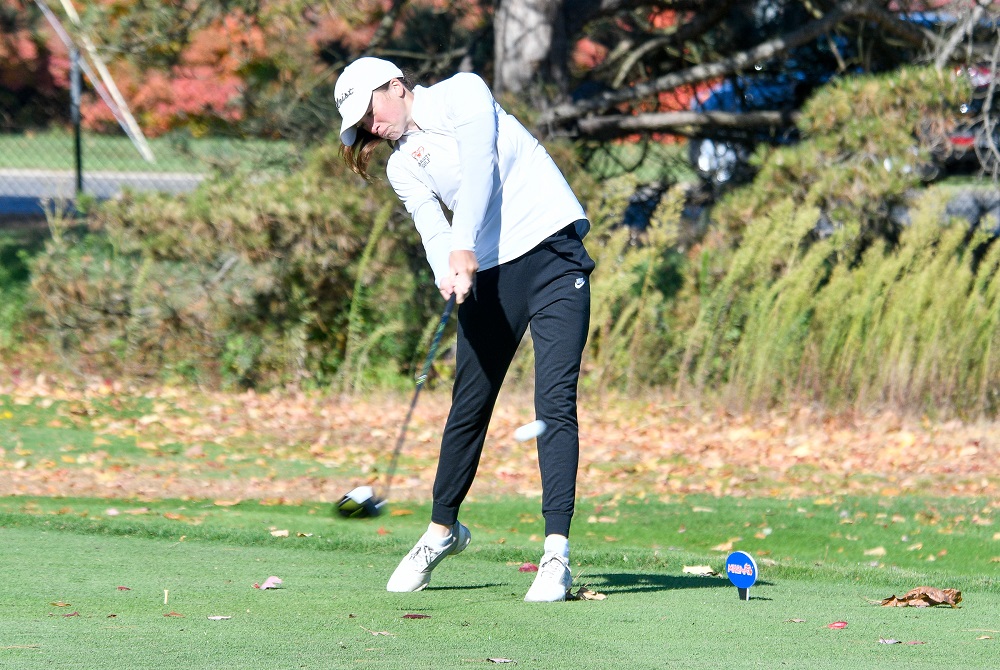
725, 551, 758, 600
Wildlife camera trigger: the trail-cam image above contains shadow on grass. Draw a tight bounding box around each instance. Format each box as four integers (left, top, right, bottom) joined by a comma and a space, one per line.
430, 583, 509, 591
582, 572, 775, 595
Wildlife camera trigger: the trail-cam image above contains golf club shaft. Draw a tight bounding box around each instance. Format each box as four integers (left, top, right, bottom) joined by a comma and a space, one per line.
382, 294, 456, 500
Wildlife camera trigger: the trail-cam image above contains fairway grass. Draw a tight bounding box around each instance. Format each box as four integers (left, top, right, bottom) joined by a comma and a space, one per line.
2, 496, 999, 670
2, 383, 999, 667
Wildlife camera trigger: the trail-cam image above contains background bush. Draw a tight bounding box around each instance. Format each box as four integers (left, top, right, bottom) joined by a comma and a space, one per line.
18, 67, 1000, 416
673, 67, 1000, 414
27, 139, 439, 389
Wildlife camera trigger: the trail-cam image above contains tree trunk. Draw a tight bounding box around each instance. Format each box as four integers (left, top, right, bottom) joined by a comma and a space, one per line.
493, 0, 567, 96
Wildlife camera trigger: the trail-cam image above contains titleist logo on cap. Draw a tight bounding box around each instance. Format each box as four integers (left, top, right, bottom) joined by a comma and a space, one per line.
336, 88, 354, 109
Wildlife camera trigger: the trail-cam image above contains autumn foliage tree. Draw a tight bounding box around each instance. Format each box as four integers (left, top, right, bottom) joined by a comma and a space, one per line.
8, 1, 998, 145
0, 0, 69, 128
35, 0, 493, 139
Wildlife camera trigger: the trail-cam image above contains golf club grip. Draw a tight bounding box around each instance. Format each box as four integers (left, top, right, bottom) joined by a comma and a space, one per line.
416, 294, 456, 387
383, 295, 456, 498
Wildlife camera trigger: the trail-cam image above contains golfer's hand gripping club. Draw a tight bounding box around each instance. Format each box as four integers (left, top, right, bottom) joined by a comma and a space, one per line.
441, 250, 478, 304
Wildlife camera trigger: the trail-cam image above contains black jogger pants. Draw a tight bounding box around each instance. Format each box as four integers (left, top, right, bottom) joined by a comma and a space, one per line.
430, 222, 595, 538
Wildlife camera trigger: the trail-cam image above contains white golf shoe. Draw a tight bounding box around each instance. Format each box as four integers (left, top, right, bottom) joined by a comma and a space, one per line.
523, 552, 572, 602
386, 522, 472, 592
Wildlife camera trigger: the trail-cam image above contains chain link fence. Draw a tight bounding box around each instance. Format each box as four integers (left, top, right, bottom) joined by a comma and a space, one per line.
0, 122, 301, 223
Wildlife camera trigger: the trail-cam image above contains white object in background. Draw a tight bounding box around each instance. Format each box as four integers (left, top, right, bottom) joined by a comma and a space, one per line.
514, 420, 547, 442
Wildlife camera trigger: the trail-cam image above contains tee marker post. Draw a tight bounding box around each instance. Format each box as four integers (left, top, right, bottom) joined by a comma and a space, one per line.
725, 550, 758, 601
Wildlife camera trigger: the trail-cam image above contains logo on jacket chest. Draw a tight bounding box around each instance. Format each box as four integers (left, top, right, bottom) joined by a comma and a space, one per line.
411, 146, 431, 169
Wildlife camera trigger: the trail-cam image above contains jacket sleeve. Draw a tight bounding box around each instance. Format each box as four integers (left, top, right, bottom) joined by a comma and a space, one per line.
445, 73, 499, 253
386, 154, 451, 287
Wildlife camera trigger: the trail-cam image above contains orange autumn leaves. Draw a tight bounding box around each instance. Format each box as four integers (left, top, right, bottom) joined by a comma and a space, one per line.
1, 376, 999, 503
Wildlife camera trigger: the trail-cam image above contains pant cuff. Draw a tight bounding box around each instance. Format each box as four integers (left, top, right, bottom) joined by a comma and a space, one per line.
544, 513, 572, 538
431, 502, 460, 527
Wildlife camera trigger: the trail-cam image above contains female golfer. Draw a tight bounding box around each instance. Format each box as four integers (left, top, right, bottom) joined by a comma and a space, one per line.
336, 57, 593, 602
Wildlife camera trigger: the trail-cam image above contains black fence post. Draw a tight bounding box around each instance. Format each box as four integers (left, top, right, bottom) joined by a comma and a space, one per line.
71, 46, 83, 195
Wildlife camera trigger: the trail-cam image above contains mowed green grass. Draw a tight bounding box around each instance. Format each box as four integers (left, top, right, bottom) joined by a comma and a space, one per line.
1, 494, 999, 670
2, 389, 999, 668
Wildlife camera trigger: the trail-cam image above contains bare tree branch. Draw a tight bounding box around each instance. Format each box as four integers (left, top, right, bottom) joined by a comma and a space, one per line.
852, 0, 939, 48
576, 109, 799, 139
933, 3, 986, 70
367, 0, 408, 52
565, 0, 704, 36
976, 29, 1000, 178
611, 1, 736, 88
668, 0, 736, 43
539, 0, 936, 130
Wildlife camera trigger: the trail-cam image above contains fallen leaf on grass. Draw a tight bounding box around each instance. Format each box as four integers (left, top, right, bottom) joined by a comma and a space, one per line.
881, 586, 962, 608
253, 576, 283, 590
977, 636, 992, 641
570, 586, 607, 601
879, 638, 901, 644
682, 565, 719, 576
116, 586, 130, 591
50, 601, 71, 607
907, 641, 927, 645
864, 546, 887, 557
710, 537, 741, 552
828, 621, 848, 629
164, 612, 184, 617
390, 509, 413, 517
360, 626, 394, 636
207, 616, 232, 621
784, 619, 806, 623
518, 563, 538, 573
63, 611, 80, 618
487, 659, 516, 664
270, 529, 289, 538
402, 614, 431, 619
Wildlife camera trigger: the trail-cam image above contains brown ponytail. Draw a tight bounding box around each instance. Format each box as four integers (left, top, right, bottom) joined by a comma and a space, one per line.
340, 127, 388, 182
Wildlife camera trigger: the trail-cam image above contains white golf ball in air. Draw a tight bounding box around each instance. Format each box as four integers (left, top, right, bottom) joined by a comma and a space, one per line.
514, 419, 547, 442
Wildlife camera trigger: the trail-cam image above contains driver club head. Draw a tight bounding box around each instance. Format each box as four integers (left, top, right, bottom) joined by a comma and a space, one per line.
336, 486, 385, 519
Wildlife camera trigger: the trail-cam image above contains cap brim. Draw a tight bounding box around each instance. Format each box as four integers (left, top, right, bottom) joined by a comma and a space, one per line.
340, 125, 358, 147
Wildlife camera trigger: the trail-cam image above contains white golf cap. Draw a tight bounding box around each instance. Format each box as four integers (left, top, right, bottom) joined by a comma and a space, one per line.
335, 57, 404, 146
